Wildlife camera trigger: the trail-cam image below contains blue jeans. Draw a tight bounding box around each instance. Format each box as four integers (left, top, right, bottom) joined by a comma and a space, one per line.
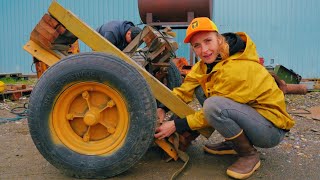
203, 96, 286, 148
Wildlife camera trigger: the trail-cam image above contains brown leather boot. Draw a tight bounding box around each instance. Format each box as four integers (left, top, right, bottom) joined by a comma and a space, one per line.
226, 131, 260, 179
203, 141, 237, 155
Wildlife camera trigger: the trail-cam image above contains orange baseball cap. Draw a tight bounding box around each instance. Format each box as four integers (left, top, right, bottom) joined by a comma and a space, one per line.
184, 17, 219, 43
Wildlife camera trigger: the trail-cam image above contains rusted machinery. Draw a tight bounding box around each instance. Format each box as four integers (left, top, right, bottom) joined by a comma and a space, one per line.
23, 1, 214, 179
138, 0, 212, 66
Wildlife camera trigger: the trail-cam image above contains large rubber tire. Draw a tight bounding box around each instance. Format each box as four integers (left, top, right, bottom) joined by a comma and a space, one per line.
155, 61, 182, 108
28, 52, 157, 178
195, 86, 207, 106
167, 61, 182, 90
132, 53, 182, 90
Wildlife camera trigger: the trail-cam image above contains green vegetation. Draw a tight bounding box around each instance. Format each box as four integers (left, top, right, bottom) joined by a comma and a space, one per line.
0, 77, 37, 85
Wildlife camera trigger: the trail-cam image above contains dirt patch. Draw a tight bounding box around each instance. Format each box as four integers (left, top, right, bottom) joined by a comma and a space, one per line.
0, 93, 320, 179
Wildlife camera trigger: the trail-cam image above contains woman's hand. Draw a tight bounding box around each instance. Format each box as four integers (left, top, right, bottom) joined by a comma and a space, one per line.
154, 121, 176, 140
157, 108, 166, 124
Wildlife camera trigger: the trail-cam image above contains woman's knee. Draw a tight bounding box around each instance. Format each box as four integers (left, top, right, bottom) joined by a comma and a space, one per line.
203, 96, 229, 114
203, 96, 234, 124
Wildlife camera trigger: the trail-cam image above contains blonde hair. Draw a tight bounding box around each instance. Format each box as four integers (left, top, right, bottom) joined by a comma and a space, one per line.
217, 33, 229, 60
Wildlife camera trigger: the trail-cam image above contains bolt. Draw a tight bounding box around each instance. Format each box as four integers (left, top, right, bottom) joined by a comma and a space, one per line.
82, 91, 89, 99
108, 127, 116, 134
107, 100, 115, 108
83, 133, 89, 142
66, 113, 74, 120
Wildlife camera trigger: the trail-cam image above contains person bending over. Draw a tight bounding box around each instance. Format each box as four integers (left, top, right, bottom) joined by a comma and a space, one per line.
96, 20, 141, 50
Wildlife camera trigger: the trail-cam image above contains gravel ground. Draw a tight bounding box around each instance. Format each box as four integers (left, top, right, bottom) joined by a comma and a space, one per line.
0, 92, 319, 179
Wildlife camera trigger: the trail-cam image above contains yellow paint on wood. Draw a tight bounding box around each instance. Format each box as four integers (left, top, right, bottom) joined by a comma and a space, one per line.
155, 139, 178, 161
23, 40, 60, 66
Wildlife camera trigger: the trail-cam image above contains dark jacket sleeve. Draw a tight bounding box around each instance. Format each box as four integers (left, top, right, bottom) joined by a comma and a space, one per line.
99, 31, 117, 45
96, 21, 121, 48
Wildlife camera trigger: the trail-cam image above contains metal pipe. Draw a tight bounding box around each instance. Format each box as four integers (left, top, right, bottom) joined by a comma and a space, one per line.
285, 84, 308, 94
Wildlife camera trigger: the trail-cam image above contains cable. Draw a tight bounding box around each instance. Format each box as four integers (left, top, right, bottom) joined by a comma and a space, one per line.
31, 62, 37, 73
10, 103, 28, 117
0, 103, 28, 124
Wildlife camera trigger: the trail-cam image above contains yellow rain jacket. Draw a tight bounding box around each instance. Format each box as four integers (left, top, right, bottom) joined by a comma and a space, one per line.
173, 32, 294, 131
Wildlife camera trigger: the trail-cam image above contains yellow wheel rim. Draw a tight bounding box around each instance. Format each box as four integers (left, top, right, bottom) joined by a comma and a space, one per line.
52, 82, 129, 155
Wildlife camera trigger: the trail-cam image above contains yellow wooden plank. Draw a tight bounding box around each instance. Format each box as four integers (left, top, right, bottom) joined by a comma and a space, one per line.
23, 40, 60, 66
155, 139, 178, 160
48, 1, 195, 118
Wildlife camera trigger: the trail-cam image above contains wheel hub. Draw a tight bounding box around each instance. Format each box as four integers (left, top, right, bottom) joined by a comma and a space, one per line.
84, 108, 100, 126
52, 82, 129, 155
